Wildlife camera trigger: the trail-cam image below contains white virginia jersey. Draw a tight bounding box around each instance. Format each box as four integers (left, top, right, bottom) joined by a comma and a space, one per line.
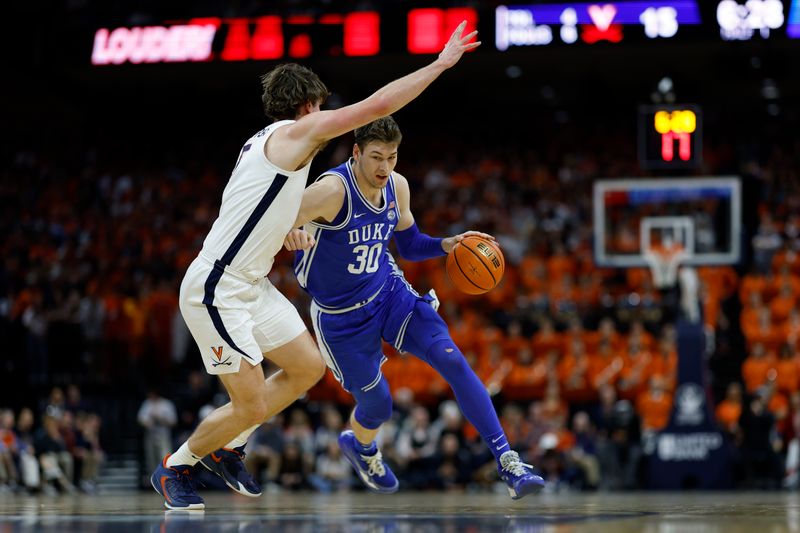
200, 120, 311, 279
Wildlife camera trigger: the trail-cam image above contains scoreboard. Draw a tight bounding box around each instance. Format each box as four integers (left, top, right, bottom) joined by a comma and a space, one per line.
89, 1, 800, 66
638, 105, 703, 169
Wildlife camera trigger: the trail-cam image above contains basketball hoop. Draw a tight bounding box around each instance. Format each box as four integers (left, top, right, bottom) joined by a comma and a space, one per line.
644, 243, 688, 289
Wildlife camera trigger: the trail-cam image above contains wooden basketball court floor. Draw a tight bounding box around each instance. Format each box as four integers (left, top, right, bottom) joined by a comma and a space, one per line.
1, 490, 798, 532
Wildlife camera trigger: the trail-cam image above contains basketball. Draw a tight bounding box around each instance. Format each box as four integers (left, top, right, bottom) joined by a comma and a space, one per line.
446, 236, 505, 295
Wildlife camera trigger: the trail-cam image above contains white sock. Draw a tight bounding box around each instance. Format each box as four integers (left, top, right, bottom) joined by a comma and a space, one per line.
225, 424, 259, 450
166, 442, 202, 467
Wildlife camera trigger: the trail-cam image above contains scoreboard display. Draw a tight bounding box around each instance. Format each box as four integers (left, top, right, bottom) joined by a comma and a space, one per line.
638, 105, 703, 169
88, 1, 800, 66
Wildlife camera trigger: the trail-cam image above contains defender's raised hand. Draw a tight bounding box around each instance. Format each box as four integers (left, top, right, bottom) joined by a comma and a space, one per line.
436, 20, 481, 69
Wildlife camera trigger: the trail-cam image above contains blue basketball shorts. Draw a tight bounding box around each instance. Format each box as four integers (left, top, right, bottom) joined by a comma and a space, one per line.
309, 275, 450, 393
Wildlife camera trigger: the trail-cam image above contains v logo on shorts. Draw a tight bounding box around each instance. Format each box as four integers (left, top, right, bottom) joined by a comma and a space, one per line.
212, 346, 224, 360
211, 346, 232, 367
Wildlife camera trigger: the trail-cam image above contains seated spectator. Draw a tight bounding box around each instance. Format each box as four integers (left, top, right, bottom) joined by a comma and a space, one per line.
277, 440, 309, 491
585, 317, 622, 353
783, 309, 800, 345
776, 344, 799, 396
743, 307, 783, 353
752, 215, 783, 275
648, 337, 678, 391
568, 411, 601, 490
246, 414, 285, 488
502, 320, 529, 359
284, 408, 315, 468
34, 414, 74, 494
742, 342, 776, 393
308, 441, 351, 493
783, 392, 800, 489
590, 339, 624, 392
770, 283, 796, 324
559, 338, 594, 404
430, 433, 472, 491
0, 409, 20, 491
739, 390, 782, 488
636, 375, 673, 433
505, 346, 550, 401
618, 339, 652, 401
395, 406, 437, 489
73, 413, 104, 493
13, 408, 40, 492
313, 405, 344, 456
716, 382, 744, 435
595, 396, 642, 491
499, 403, 531, 451
531, 318, 563, 356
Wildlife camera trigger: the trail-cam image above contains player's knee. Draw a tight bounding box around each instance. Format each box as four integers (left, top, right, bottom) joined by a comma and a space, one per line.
233, 391, 270, 425
302, 352, 327, 389
354, 379, 393, 429
426, 339, 468, 378
285, 346, 327, 390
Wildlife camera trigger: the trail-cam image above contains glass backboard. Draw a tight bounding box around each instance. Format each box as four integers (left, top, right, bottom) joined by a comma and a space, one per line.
593, 177, 741, 268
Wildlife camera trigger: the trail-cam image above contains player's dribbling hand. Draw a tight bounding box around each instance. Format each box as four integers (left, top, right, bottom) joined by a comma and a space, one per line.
436, 21, 480, 69
441, 230, 496, 254
284, 229, 316, 251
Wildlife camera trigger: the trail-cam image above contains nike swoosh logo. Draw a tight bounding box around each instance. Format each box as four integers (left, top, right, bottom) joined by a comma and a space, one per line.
492, 436, 504, 443
210, 453, 223, 463
354, 213, 365, 218
496, 443, 509, 451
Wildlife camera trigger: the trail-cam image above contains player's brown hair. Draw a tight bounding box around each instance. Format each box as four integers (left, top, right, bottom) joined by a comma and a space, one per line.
354, 116, 403, 149
260, 63, 330, 121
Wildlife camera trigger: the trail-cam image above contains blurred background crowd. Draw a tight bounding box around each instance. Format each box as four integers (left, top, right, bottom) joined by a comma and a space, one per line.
2, 128, 799, 494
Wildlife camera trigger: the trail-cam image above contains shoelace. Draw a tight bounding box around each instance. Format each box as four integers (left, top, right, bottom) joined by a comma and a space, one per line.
169, 468, 200, 498
361, 450, 387, 477
500, 451, 533, 477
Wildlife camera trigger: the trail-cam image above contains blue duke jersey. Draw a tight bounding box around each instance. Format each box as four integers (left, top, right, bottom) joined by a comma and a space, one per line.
294, 159, 402, 311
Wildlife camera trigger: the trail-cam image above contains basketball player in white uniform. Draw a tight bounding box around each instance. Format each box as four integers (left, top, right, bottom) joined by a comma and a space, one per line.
151, 22, 480, 510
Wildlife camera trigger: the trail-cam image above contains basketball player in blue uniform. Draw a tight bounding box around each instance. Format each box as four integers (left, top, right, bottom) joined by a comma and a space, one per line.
285, 117, 544, 499
150, 24, 480, 509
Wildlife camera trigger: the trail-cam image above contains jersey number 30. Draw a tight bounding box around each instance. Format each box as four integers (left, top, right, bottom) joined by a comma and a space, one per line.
348, 243, 382, 274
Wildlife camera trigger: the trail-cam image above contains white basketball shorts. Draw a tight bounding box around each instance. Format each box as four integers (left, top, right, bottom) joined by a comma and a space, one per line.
179, 256, 307, 375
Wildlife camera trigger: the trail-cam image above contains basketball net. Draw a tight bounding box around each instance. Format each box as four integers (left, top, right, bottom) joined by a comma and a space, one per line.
643, 242, 688, 289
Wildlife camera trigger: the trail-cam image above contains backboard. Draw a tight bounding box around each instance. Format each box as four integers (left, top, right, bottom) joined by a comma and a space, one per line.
593, 177, 741, 268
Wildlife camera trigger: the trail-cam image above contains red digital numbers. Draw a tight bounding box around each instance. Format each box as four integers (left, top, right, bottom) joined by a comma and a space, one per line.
219, 12, 379, 61
407, 7, 478, 54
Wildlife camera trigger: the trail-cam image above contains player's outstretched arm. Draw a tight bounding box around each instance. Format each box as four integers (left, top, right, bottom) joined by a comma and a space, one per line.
291, 21, 479, 145
393, 173, 495, 258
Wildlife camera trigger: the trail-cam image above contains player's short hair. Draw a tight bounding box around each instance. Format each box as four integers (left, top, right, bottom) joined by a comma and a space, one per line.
260, 63, 330, 121
354, 116, 403, 149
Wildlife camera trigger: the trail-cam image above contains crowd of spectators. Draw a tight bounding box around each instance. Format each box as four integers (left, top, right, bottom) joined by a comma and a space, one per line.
0, 385, 104, 494
1, 116, 799, 492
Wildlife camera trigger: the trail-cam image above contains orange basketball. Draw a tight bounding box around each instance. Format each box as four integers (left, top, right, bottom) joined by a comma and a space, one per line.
446, 236, 505, 295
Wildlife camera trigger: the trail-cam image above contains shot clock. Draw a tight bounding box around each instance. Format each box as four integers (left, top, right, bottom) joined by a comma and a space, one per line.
638, 105, 702, 169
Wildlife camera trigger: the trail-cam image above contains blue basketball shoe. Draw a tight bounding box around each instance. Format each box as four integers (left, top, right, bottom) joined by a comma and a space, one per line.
338, 430, 399, 493
150, 455, 204, 510
498, 450, 545, 500
199, 445, 261, 497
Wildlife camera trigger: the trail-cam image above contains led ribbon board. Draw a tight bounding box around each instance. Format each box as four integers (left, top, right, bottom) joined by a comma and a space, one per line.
788, 0, 800, 37
496, 1, 701, 48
